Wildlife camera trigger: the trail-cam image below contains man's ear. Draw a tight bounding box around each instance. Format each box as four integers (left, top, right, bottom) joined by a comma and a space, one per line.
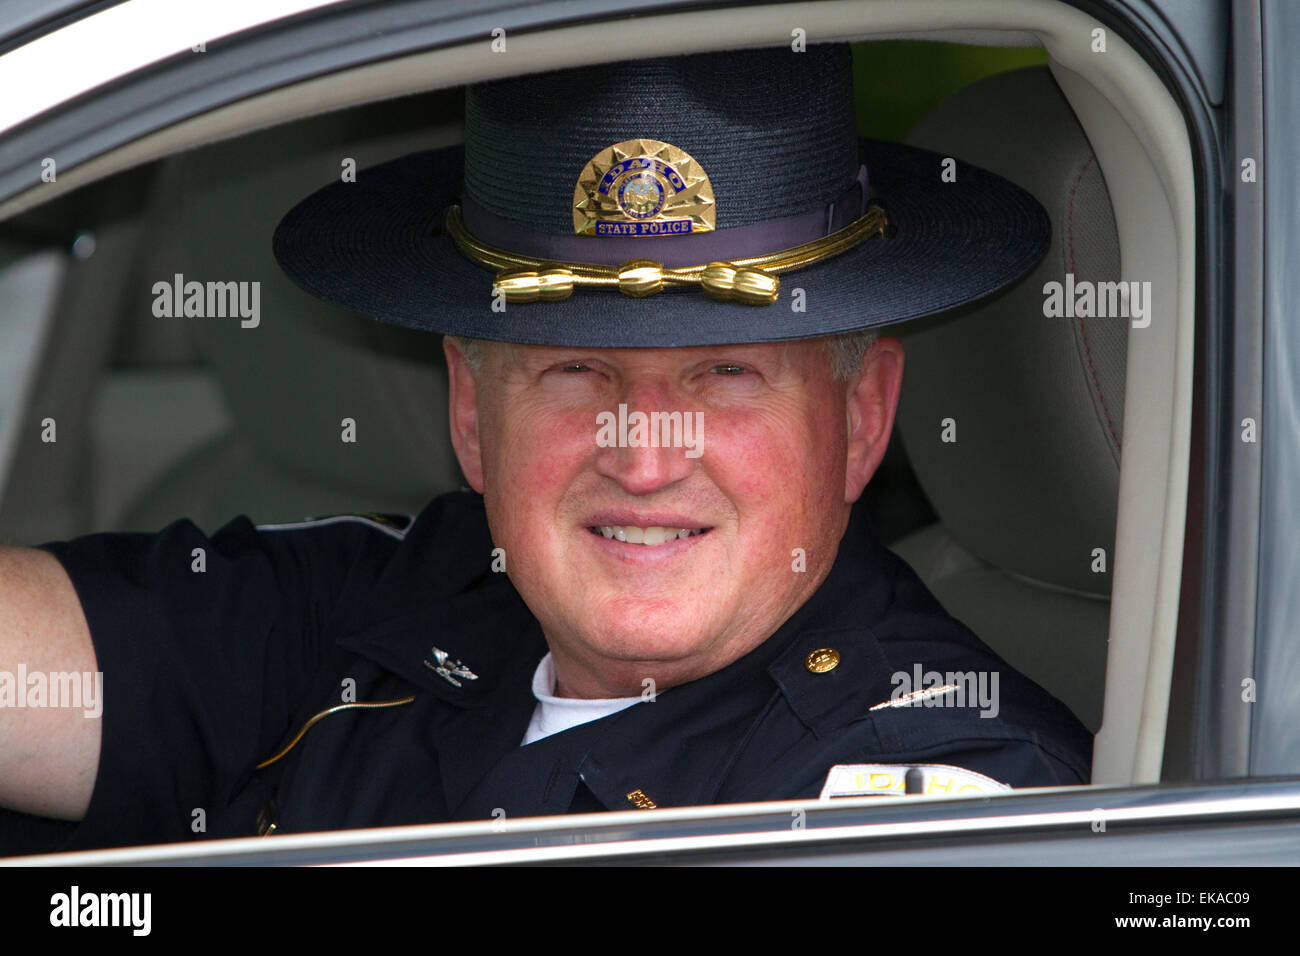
844, 336, 905, 504
443, 337, 486, 492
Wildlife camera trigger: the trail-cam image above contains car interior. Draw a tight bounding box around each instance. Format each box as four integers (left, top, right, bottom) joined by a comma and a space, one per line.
0, 0, 1199, 837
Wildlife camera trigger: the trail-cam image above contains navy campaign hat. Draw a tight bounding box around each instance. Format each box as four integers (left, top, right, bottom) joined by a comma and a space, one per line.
273, 45, 1049, 347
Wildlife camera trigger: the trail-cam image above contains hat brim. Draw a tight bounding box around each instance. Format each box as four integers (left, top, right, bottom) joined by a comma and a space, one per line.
273, 139, 1048, 347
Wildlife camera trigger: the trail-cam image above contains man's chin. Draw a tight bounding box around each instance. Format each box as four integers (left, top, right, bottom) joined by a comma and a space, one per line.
562, 617, 725, 670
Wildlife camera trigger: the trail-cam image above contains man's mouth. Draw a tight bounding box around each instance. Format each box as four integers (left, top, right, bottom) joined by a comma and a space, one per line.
586, 525, 712, 546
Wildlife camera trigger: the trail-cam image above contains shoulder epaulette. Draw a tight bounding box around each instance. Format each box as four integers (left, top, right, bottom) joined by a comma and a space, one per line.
255, 512, 414, 541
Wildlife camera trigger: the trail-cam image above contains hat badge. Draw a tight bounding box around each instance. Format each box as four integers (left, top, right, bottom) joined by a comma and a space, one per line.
572, 139, 716, 237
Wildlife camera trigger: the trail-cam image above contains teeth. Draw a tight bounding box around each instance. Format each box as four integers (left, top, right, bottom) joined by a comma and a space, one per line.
594, 525, 707, 546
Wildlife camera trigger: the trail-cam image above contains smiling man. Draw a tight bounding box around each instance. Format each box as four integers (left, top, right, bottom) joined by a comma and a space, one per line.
446, 336, 902, 702
0, 44, 1090, 853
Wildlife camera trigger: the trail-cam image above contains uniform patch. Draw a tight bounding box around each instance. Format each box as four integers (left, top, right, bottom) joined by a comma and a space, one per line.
819, 763, 1011, 799
256, 512, 414, 540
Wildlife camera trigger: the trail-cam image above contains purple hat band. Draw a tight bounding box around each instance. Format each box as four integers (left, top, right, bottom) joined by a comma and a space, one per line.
458, 165, 869, 269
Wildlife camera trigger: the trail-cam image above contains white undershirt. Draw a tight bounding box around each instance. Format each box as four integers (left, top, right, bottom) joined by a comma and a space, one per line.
521, 652, 642, 745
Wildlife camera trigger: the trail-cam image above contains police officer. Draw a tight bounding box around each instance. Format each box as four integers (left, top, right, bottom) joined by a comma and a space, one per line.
0, 44, 1088, 853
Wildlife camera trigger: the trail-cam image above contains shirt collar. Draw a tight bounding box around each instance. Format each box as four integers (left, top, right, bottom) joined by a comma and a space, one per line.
334, 492, 546, 703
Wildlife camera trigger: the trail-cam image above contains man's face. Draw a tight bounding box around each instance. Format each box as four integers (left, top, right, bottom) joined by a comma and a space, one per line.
446, 336, 903, 698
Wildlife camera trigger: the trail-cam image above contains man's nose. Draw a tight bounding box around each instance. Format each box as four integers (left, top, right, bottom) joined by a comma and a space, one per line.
591, 382, 700, 495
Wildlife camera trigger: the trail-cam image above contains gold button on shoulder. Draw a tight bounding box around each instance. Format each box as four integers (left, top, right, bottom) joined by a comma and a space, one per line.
805, 647, 841, 674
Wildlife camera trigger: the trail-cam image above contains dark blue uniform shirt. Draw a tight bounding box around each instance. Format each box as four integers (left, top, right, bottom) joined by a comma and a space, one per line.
7, 492, 1090, 852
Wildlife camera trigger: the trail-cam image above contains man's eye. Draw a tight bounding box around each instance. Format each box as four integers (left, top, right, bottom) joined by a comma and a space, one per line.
711, 364, 747, 376
560, 363, 592, 373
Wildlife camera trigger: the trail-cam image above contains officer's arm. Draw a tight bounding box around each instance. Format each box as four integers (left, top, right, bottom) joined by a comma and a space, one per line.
0, 546, 100, 821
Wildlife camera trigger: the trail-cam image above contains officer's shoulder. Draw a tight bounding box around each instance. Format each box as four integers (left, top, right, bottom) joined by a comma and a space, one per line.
247, 492, 493, 589
850, 581, 1093, 779
255, 511, 415, 541
251, 491, 487, 543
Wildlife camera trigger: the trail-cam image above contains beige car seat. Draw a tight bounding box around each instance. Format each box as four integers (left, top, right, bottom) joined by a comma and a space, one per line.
892, 67, 1126, 735
119, 102, 467, 532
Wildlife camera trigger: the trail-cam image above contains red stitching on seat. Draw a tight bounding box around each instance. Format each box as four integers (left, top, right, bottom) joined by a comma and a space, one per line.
1065, 156, 1120, 452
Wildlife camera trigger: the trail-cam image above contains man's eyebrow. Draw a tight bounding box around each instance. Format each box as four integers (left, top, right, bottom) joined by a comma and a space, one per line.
503, 347, 590, 368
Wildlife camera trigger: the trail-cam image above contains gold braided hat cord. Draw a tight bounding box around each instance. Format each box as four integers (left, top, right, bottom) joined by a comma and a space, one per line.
444, 204, 889, 306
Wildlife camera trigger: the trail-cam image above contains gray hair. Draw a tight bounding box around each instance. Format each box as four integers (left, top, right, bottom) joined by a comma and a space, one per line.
449, 328, 879, 383
822, 328, 881, 381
